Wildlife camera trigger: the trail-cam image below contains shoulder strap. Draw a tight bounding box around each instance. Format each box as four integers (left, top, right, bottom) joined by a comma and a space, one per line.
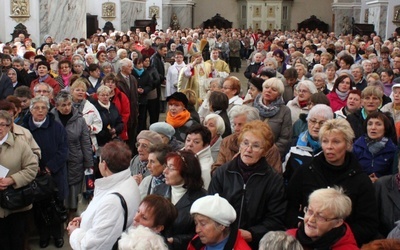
112, 192, 128, 231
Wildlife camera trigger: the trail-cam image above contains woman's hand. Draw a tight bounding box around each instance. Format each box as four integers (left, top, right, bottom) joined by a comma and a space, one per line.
132, 174, 143, 185
167, 237, 174, 244
138, 88, 144, 94
239, 229, 253, 242
67, 217, 82, 235
0, 177, 15, 190
369, 173, 378, 183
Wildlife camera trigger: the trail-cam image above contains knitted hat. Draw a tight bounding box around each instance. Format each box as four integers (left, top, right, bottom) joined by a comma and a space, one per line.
190, 194, 236, 227
106, 45, 117, 53
136, 130, 163, 144
149, 122, 175, 140
166, 92, 188, 108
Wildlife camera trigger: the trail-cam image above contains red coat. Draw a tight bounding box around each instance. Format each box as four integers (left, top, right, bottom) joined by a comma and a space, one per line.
326, 91, 347, 112
30, 75, 61, 97
187, 230, 251, 250
286, 223, 359, 250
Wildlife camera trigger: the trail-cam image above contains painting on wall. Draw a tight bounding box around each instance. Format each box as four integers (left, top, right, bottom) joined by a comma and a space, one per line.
253, 5, 262, 18
267, 21, 276, 30
267, 6, 276, 18
253, 21, 261, 30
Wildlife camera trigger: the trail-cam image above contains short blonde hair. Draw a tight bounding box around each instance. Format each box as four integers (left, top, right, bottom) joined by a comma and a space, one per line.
238, 120, 274, 153
262, 77, 285, 95
318, 119, 354, 150
309, 187, 352, 219
70, 78, 89, 92
361, 86, 383, 104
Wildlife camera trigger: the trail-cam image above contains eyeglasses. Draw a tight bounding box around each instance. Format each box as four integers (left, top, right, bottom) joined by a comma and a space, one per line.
165, 165, 178, 172
32, 106, 48, 111
222, 86, 232, 90
35, 90, 49, 94
240, 140, 264, 152
303, 206, 338, 223
0, 123, 11, 128
308, 119, 326, 127
297, 89, 310, 94
135, 142, 149, 149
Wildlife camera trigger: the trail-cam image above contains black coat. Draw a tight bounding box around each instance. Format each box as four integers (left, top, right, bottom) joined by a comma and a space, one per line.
131, 69, 154, 105
153, 183, 206, 250
286, 152, 379, 246
0, 72, 13, 100
92, 101, 124, 147
208, 156, 286, 249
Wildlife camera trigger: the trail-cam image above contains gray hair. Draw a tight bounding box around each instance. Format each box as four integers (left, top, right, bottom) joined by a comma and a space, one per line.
117, 48, 127, 58
309, 186, 352, 220
120, 58, 133, 68
209, 78, 224, 89
118, 225, 168, 250
228, 105, 260, 123
85, 53, 96, 60
311, 64, 324, 76
350, 64, 364, 74
263, 77, 285, 95
97, 85, 111, 95
204, 113, 225, 136
0, 110, 12, 125
264, 57, 278, 69
12, 57, 24, 66
297, 80, 318, 94
73, 59, 85, 68
100, 61, 112, 70
313, 72, 327, 84
54, 91, 73, 105
259, 231, 303, 250
30, 96, 50, 110
307, 104, 333, 121
33, 82, 54, 96
143, 38, 152, 46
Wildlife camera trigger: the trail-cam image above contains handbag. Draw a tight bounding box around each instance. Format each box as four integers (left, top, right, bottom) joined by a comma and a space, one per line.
32, 172, 56, 202
112, 192, 128, 250
0, 184, 34, 210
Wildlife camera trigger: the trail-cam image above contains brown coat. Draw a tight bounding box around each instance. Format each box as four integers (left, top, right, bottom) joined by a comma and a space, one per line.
211, 133, 282, 174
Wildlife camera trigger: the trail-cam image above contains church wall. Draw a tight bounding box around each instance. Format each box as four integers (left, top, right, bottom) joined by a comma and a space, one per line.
290, 0, 333, 31
194, 0, 239, 28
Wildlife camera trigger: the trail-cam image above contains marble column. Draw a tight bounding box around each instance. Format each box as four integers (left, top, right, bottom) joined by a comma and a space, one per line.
332, 0, 361, 34
366, 1, 389, 38
39, 0, 86, 42
172, 5, 193, 29
121, 0, 146, 32
162, 4, 172, 31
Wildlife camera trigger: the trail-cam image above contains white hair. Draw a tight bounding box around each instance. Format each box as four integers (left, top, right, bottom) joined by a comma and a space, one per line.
307, 104, 333, 121
118, 226, 168, 250
204, 114, 225, 136
120, 58, 133, 68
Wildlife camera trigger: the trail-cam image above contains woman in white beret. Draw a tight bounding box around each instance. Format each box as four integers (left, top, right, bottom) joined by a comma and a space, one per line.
188, 194, 251, 250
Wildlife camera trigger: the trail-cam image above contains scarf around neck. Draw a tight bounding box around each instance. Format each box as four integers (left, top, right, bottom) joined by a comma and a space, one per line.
253, 93, 284, 119
366, 136, 388, 155
166, 110, 191, 128
61, 72, 73, 87
98, 100, 110, 110
335, 89, 349, 101
133, 67, 144, 76
296, 221, 346, 249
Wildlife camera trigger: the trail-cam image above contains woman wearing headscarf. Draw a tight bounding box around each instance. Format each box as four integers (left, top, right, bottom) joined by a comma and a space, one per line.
7, 67, 26, 90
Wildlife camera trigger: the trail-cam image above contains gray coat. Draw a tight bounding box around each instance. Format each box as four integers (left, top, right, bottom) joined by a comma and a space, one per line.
375, 174, 400, 237
51, 107, 93, 185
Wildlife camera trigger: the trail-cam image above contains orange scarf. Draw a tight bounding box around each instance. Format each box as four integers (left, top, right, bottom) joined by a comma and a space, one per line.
166, 110, 191, 128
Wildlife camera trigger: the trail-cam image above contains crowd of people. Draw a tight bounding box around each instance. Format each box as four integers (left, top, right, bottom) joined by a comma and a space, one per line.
1, 24, 400, 250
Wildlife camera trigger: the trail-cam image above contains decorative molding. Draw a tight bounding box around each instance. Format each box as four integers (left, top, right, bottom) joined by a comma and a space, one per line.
102, 2, 116, 21
10, 0, 30, 23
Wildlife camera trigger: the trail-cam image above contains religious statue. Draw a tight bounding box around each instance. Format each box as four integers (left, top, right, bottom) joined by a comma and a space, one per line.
170, 14, 180, 30
11, 0, 30, 17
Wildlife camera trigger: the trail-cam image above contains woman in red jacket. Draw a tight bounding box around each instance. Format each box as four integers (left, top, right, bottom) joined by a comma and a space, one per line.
326, 75, 355, 112
287, 187, 359, 250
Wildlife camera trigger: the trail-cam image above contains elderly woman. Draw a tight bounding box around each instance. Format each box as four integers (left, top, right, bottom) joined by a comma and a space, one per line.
209, 120, 286, 249
24, 96, 68, 248
283, 104, 333, 184
204, 114, 225, 162
287, 80, 318, 125
72, 60, 88, 78
67, 141, 141, 250
50, 92, 93, 222
188, 194, 251, 249
245, 77, 264, 104
91, 85, 124, 148
313, 72, 330, 94
70, 79, 102, 151
130, 130, 162, 184
102, 73, 130, 142
287, 187, 358, 249
149, 122, 184, 151
294, 63, 308, 82
381, 69, 395, 97
7, 67, 25, 90
222, 76, 243, 112
138, 144, 173, 199
347, 86, 396, 142
153, 150, 206, 250
325, 63, 337, 91
209, 91, 231, 138
118, 226, 168, 250
244, 53, 264, 80
0, 110, 38, 250
258, 231, 303, 250
353, 112, 397, 182
54, 60, 73, 89
286, 119, 379, 246
326, 75, 355, 112
381, 84, 400, 124
253, 77, 292, 157
30, 61, 61, 97
183, 125, 214, 190
198, 78, 224, 122
165, 92, 199, 142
